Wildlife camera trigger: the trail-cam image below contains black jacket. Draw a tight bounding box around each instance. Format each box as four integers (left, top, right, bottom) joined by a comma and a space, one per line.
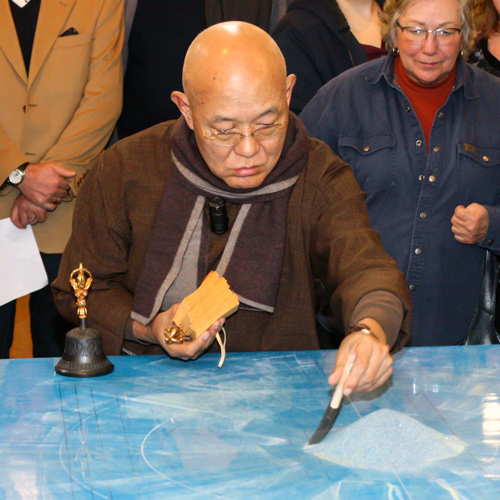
272, 0, 384, 114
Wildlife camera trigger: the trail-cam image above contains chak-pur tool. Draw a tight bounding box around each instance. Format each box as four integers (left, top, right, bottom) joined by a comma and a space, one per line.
308, 351, 356, 445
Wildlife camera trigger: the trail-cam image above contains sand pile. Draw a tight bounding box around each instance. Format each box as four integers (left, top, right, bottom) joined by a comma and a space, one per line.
306, 408, 465, 472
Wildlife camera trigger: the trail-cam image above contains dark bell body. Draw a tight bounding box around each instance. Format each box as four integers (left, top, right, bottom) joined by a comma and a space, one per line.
55, 326, 114, 377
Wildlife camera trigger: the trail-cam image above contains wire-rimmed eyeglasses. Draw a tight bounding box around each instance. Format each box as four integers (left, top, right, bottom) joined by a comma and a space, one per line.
201, 121, 288, 147
397, 21, 462, 46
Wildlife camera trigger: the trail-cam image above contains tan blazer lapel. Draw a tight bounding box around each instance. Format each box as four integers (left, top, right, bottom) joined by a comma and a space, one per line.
29, 0, 76, 85
0, 0, 28, 83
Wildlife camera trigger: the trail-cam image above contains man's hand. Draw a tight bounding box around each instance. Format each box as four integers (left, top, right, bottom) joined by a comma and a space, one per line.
10, 194, 48, 228
451, 203, 489, 244
132, 304, 224, 360
328, 318, 393, 395
18, 162, 76, 211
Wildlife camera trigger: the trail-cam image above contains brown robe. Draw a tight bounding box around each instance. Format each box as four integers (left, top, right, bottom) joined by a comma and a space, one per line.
52, 119, 411, 355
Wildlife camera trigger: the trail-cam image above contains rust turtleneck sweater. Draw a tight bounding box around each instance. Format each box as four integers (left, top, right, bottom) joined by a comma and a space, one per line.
395, 55, 456, 152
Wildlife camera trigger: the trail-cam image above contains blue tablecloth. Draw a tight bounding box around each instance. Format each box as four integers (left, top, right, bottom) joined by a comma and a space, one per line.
0, 345, 499, 499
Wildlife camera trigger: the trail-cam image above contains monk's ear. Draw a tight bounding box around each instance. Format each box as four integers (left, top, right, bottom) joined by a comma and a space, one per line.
285, 74, 296, 107
171, 91, 194, 129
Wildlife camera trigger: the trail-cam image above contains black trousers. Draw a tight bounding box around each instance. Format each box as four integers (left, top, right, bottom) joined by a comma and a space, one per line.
0, 253, 73, 358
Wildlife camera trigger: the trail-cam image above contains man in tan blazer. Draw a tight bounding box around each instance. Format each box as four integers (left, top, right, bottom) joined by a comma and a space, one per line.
0, 0, 123, 357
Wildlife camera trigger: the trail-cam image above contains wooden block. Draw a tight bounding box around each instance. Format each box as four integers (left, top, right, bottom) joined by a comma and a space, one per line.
172, 271, 239, 339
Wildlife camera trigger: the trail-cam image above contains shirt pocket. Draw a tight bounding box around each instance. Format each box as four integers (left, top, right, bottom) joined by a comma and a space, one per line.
456, 142, 500, 205
338, 134, 397, 193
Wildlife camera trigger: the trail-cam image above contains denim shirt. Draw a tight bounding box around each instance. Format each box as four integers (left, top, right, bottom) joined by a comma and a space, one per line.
300, 54, 500, 346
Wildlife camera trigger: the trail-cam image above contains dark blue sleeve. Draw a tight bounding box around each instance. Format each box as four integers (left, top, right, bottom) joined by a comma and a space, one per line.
479, 205, 500, 256
299, 83, 340, 155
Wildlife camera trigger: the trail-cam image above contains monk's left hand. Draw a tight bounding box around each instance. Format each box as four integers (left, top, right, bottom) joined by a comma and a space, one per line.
451, 203, 489, 244
328, 318, 393, 395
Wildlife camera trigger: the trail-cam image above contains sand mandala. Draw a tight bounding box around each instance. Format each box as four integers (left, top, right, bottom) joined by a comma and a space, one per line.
306, 408, 465, 473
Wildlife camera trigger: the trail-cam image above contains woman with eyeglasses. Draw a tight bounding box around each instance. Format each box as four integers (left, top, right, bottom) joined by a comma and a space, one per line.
300, 0, 500, 346
469, 0, 500, 77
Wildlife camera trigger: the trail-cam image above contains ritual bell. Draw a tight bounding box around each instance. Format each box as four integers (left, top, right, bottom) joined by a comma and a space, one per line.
55, 263, 114, 377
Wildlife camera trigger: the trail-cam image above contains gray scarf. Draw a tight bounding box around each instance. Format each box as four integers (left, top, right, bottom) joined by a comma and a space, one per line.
131, 114, 310, 325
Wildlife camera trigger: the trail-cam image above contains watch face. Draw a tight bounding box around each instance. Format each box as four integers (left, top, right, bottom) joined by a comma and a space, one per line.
8, 169, 24, 185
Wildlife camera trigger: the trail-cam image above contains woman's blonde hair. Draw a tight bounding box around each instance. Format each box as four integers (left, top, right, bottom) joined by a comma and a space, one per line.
380, 0, 475, 57
472, 0, 500, 38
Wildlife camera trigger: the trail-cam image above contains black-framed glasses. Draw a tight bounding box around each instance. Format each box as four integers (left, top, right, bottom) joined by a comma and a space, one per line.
397, 21, 462, 46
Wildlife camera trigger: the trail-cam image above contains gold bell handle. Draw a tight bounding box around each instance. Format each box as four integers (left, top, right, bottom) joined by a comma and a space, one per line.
69, 263, 93, 331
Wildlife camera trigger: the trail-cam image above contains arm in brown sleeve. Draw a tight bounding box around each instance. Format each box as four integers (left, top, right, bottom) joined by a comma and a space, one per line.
309, 149, 411, 351
350, 291, 404, 350
51, 154, 134, 355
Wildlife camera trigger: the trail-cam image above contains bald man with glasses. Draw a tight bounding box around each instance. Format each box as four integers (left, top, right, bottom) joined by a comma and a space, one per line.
53, 21, 411, 396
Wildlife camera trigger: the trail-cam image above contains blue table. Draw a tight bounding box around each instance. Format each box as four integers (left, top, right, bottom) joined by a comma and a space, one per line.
0, 346, 499, 499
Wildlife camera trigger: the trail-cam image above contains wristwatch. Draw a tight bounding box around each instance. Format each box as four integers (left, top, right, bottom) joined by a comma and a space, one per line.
348, 323, 374, 336
7, 162, 30, 186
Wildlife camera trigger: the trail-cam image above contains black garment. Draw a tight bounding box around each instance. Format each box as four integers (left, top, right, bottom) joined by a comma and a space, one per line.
469, 37, 500, 78
272, 0, 384, 114
117, 0, 205, 139
468, 37, 500, 334
9, 0, 41, 73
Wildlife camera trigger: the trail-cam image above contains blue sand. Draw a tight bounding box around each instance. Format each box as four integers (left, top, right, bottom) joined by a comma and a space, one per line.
306, 408, 466, 472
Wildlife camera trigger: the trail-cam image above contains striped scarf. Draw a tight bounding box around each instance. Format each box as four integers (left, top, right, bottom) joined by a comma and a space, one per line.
131, 114, 310, 325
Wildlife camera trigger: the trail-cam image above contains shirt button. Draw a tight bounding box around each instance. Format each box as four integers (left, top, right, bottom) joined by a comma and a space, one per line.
429, 175, 436, 182
438, 112, 444, 119
416, 140, 423, 147
483, 156, 490, 162
415, 248, 422, 255
406, 106, 411, 113
433, 146, 441, 153
488, 239, 495, 246
409, 284, 416, 291
363, 146, 370, 152
418, 175, 425, 181
420, 212, 427, 219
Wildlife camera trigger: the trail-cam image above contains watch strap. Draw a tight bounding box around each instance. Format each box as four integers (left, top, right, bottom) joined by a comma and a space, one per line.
5, 162, 30, 186
347, 323, 374, 336
17, 162, 30, 173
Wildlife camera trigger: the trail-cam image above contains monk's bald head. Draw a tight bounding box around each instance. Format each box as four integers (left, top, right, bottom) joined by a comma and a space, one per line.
182, 21, 288, 107
171, 22, 296, 189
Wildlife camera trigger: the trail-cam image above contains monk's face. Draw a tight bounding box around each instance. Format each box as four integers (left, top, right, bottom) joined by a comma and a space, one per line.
172, 22, 296, 190
188, 73, 295, 189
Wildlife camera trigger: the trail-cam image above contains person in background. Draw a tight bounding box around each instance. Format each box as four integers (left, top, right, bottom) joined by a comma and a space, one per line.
300, 0, 500, 346
117, 0, 285, 141
470, 0, 500, 335
270, 0, 294, 32
272, 0, 385, 114
0, 0, 123, 357
53, 22, 411, 396
469, 0, 500, 76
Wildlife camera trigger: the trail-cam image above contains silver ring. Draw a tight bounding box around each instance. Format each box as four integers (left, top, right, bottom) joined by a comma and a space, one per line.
28, 216, 37, 223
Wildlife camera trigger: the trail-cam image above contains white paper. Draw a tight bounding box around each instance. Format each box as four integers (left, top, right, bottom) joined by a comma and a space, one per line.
0, 218, 48, 306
